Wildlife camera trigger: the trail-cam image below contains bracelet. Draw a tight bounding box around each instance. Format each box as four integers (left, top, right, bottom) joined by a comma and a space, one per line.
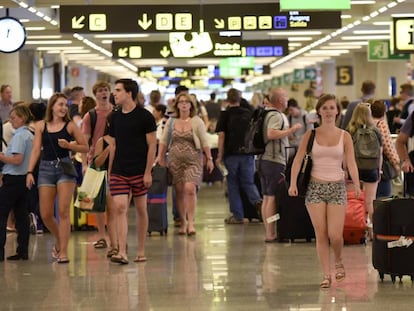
207, 157, 213, 161
27, 171, 33, 175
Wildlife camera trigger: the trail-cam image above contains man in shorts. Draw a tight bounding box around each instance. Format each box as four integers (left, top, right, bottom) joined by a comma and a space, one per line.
108, 79, 157, 264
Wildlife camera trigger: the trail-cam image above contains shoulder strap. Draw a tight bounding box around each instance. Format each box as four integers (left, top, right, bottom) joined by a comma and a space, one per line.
167, 117, 175, 147
306, 130, 316, 155
410, 112, 414, 137
88, 108, 97, 146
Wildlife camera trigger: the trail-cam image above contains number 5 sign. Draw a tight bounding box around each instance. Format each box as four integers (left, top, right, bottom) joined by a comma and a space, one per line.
336, 66, 353, 85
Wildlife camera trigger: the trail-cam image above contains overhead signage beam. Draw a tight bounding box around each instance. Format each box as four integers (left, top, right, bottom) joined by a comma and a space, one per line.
60, 5, 200, 33
60, 4, 341, 33
279, 0, 350, 11
202, 3, 341, 31
112, 36, 288, 59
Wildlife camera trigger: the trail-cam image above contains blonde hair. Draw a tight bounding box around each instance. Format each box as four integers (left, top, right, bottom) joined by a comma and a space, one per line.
347, 103, 374, 135
173, 92, 196, 118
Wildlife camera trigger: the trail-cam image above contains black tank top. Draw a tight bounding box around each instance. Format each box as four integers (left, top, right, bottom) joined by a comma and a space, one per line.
42, 122, 73, 161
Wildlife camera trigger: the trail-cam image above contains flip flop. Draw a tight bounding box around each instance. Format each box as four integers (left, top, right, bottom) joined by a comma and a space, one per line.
111, 254, 129, 265
133, 256, 147, 263
52, 245, 60, 259
264, 238, 278, 243
57, 257, 70, 264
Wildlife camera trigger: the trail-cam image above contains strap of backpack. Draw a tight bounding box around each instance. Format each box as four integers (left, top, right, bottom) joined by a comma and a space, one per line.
88, 108, 97, 146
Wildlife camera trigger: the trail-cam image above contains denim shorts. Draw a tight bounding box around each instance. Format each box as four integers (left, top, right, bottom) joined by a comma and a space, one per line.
305, 179, 346, 206
358, 169, 379, 183
37, 158, 77, 187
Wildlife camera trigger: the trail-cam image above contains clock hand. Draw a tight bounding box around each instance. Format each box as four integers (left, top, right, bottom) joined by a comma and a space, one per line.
6, 29, 10, 38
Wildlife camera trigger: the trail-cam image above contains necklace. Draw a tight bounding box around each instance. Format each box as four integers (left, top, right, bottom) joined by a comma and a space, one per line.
181, 117, 191, 122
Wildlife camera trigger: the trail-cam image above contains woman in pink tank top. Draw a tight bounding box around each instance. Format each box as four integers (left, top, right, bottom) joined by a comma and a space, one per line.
288, 94, 361, 289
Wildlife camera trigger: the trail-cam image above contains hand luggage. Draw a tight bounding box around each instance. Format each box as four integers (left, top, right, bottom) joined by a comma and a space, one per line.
372, 196, 414, 283
275, 178, 315, 242
147, 165, 168, 235
343, 187, 366, 244
276, 146, 314, 242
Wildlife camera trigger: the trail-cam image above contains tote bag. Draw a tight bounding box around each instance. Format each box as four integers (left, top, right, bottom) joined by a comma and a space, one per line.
75, 166, 106, 213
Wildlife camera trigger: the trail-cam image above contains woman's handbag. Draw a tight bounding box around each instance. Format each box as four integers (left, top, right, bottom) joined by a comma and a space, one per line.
59, 159, 78, 178
75, 166, 107, 213
381, 155, 398, 181
295, 130, 316, 197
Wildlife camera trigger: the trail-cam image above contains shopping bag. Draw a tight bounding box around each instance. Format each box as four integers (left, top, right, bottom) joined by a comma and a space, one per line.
75, 167, 106, 213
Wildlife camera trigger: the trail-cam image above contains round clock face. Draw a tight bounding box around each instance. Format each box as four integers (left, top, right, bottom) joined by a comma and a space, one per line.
0, 17, 26, 53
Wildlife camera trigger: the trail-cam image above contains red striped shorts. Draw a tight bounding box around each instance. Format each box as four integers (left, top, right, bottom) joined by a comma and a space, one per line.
109, 174, 148, 197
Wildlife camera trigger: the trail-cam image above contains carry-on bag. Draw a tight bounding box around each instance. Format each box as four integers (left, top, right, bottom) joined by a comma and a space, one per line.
373, 193, 414, 283
276, 146, 315, 242
147, 165, 168, 235
343, 186, 366, 244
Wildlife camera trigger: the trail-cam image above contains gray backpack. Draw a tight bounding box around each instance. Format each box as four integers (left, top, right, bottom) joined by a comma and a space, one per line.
352, 125, 381, 170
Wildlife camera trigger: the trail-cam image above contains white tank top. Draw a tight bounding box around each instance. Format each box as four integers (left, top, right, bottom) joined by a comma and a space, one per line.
311, 130, 345, 181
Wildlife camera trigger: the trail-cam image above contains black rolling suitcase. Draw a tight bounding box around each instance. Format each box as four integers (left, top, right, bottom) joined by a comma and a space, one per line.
372, 196, 414, 283
276, 146, 315, 242
276, 179, 315, 242
147, 165, 168, 236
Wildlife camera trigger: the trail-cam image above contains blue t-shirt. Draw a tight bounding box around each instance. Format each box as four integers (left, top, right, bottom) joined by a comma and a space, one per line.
2, 126, 33, 175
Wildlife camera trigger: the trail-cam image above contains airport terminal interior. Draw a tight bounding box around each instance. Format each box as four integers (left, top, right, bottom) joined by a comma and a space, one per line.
1, 0, 414, 310
2, 184, 414, 310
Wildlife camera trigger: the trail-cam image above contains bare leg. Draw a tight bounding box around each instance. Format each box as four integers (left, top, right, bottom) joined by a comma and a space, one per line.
184, 182, 197, 233
95, 213, 106, 245
261, 195, 276, 240
106, 194, 117, 249
175, 182, 186, 233
39, 186, 60, 250
56, 182, 76, 259
133, 195, 148, 258
306, 202, 330, 276
112, 194, 129, 259
327, 203, 346, 263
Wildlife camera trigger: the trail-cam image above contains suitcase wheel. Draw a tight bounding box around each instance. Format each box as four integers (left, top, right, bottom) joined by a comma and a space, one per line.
391, 274, 396, 284
399, 275, 403, 283
378, 271, 384, 282
411, 275, 414, 283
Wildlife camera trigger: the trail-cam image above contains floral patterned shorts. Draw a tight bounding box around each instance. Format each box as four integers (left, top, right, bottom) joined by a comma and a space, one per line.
305, 180, 346, 206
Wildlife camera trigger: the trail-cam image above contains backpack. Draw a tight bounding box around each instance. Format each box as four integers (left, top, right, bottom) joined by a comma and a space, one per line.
352, 125, 381, 170
241, 108, 275, 155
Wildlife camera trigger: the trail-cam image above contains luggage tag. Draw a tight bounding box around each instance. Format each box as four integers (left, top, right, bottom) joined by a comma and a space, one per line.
266, 213, 280, 223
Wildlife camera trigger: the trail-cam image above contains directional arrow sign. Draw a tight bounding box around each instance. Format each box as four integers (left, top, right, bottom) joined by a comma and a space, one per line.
160, 46, 171, 58
71, 16, 85, 29
118, 47, 128, 58
304, 68, 317, 80
214, 18, 225, 29
138, 13, 152, 30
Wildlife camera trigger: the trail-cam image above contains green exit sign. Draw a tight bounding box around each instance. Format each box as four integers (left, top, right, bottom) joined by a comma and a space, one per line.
280, 0, 350, 10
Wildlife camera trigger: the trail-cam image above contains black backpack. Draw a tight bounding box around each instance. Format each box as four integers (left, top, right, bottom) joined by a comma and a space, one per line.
241, 108, 276, 155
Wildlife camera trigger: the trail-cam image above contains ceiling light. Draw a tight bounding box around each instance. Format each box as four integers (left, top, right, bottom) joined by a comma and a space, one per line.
373, 21, 391, 26
93, 34, 149, 39
289, 43, 303, 47
19, 19, 30, 23
341, 15, 352, 19
101, 40, 112, 44
267, 31, 322, 36
26, 40, 73, 45
320, 45, 362, 49
392, 13, 414, 17
36, 46, 85, 51
353, 30, 390, 34
187, 60, 219, 65
378, 6, 388, 13
27, 35, 62, 39
50, 5, 59, 9
387, 1, 398, 8
342, 35, 390, 40
329, 41, 368, 45
25, 27, 46, 31
309, 50, 350, 54
350, 0, 375, 3
287, 37, 314, 41
46, 50, 92, 54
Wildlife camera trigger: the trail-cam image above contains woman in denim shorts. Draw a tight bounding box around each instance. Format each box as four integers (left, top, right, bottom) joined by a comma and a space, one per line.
288, 94, 361, 289
26, 93, 88, 264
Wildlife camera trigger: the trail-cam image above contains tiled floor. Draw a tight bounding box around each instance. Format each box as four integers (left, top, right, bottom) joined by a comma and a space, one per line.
1, 183, 414, 310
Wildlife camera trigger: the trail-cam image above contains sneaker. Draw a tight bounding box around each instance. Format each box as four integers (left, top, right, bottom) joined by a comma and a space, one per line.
29, 213, 37, 235
224, 216, 244, 224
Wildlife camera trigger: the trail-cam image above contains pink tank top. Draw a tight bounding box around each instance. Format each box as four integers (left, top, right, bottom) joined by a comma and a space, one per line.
311, 130, 345, 181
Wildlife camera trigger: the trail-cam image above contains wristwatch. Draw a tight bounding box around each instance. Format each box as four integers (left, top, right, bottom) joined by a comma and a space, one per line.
0, 17, 26, 53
